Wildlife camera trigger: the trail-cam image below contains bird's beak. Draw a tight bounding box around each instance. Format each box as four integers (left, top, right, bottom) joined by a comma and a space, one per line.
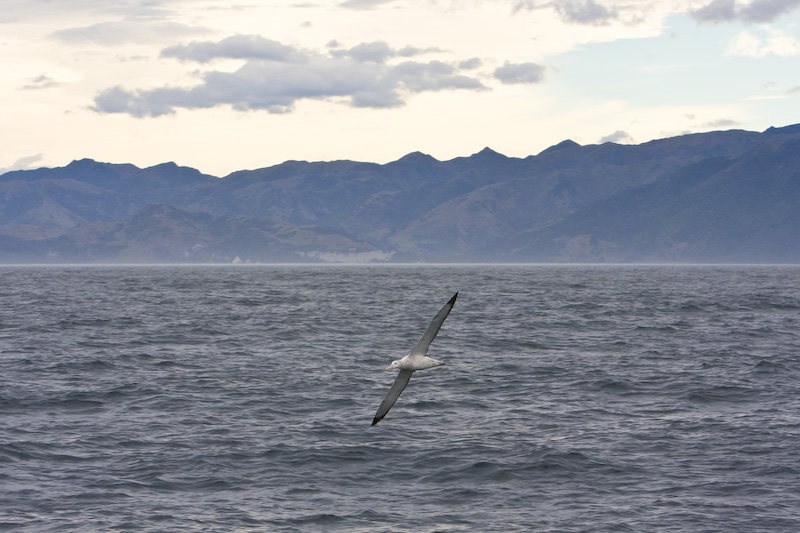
384, 364, 394, 371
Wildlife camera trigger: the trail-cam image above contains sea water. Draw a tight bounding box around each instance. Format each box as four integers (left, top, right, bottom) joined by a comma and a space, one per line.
1, 264, 799, 531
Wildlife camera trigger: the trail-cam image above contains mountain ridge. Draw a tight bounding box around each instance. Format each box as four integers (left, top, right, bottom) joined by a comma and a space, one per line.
2, 124, 799, 263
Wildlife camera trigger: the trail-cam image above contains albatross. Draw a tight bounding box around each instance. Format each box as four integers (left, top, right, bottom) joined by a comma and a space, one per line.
372, 292, 458, 426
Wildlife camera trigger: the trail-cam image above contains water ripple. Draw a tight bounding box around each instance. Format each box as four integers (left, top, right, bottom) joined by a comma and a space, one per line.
1, 265, 800, 531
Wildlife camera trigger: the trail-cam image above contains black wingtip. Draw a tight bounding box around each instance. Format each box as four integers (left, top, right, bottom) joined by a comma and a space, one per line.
371, 417, 380, 426
450, 292, 458, 304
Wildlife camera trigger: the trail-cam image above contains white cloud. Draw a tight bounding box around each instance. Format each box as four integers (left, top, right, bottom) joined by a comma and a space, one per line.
0, 153, 45, 175
726, 28, 800, 56
1, 0, 168, 21
50, 20, 209, 46
599, 130, 635, 143
727, 29, 765, 55
745, 94, 788, 99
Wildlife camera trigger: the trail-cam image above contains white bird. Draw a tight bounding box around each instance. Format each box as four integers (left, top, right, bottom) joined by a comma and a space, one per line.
372, 292, 458, 426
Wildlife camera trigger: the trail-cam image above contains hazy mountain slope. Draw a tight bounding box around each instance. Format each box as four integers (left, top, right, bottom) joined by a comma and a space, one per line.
0, 160, 217, 236
183, 150, 523, 238
507, 135, 800, 262
33, 205, 382, 263
0, 178, 125, 237
385, 129, 777, 259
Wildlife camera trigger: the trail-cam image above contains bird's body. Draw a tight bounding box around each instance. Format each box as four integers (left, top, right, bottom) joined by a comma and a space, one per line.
394, 353, 445, 371
372, 292, 458, 426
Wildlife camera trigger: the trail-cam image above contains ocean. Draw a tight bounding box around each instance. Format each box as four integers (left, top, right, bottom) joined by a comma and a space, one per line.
1, 264, 799, 532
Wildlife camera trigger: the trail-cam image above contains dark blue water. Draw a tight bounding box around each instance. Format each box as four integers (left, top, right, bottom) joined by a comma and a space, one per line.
2, 265, 800, 531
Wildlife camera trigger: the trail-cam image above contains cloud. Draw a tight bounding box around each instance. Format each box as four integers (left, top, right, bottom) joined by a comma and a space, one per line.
725, 28, 800, 56
51, 20, 208, 46
391, 60, 484, 91
691, 0, 800, 24
744, 94, 787, 99
739, 0, 800, 22
21, 75, 63, 90
397, 45, 445, 57
691, 0, 737, 22
726, 29, 764, 55
161, 35, 300, 63
331, 41, 395, 62
0, 154, 44, 175
493, 61, 545, 84
3, 1, 179, 22
599, 130, 635, 144
93, 85, 180, 117
514, 0, 621, 25
330, 41, 444, 62
92, 38, 488, 117
700, 118, 740, 128
552, 0, 620, 25
163, 37, 443, 65
459, 58, 483, 70
339, 0, 395, 9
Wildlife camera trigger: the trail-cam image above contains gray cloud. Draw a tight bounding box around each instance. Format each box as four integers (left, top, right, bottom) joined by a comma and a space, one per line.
93, 85, 183, 117
331, 41, 395, 62
552, 0, 619, 25
514, 0, 621, 25
339, 0, 395, 9
51, 20, 208, 46
397, 45, 445, 57
700, 119, 740, 128
390, 60, 484, 92
93, 39, 488, 117
739, 0, 800, 22
691, 0, 737, 22
459, 57, 483, 70
512, 1, 537, 13
493, 61, 545, 84
691, 0, 800, 23
329, 41, 444, 62
21, 75, 63, 90
161, 35, 300, 63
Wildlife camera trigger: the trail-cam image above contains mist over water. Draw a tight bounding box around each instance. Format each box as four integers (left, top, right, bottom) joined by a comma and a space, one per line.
2, 265, 800, 531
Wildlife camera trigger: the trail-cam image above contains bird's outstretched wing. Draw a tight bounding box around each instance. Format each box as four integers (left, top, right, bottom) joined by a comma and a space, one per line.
372, 369, 414, 426
410, 292, 458, 356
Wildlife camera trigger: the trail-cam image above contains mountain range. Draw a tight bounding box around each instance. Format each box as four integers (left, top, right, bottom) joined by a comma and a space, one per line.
2, 123, 799, 263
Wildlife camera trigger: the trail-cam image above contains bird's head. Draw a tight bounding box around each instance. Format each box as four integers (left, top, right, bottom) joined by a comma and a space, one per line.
384, 360, 402, 371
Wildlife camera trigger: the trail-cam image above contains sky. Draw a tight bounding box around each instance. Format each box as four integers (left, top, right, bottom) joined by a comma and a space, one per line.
2, 0, 800, 177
